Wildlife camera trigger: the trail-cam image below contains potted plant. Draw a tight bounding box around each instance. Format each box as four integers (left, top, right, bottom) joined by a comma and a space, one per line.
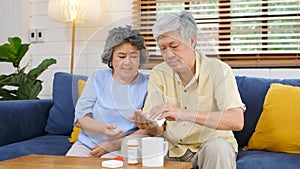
0, 37, 56, 100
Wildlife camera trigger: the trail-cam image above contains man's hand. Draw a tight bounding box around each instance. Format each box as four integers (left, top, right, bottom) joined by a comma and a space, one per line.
156, 103, 184, 121
129, 109, 164, 136
142, 103, 184, 121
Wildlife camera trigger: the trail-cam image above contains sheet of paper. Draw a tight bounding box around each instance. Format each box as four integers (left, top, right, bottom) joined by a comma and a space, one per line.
154, 118, 166, 127
146, 113, 166, 127
147, 90, 166, 127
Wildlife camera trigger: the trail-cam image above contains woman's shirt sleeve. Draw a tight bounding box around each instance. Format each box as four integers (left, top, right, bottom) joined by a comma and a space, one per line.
74, 71, 97, 122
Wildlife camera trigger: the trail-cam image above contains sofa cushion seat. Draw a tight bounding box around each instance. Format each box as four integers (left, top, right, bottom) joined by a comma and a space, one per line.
0, 135, 72, 161
237, 149, 300, 169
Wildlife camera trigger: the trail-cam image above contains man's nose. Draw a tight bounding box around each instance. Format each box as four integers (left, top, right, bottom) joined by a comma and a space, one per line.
164, 50, 174, 58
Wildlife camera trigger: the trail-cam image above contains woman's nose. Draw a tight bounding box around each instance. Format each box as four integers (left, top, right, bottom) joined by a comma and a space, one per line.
123, 56, 131, 64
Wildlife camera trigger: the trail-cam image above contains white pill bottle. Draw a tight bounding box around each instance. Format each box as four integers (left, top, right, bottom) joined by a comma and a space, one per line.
127, 139, 138, 164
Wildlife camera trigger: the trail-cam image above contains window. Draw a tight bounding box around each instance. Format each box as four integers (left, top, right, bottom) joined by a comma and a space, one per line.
132, 0, 300, 68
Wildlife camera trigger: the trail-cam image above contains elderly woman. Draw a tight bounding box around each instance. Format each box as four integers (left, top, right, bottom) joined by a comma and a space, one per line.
66, 25, 149, 158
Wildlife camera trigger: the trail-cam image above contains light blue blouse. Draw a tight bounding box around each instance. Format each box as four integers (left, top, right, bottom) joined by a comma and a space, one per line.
74, 69, 149, 148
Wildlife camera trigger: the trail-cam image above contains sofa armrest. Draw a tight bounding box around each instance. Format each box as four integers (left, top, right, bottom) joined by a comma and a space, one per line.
0, 99, 53, 146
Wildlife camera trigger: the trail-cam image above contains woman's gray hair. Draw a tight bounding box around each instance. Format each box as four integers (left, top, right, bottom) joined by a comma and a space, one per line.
102, 25, 149, 68
152, 11, 197, 48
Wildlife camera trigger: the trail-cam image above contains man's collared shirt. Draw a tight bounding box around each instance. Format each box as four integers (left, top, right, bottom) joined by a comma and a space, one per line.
143, 51, 245, 157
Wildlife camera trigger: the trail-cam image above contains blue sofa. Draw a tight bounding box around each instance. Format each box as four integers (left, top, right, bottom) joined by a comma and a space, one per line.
0, 72, 300, 169
234, 76, 300, 169
0, 72, 87, 161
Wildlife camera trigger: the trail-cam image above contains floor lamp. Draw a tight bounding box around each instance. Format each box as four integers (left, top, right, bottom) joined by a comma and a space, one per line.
48, 0, 101, 74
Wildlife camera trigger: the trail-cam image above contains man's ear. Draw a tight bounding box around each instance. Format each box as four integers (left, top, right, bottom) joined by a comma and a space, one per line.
190, 35, 196, 48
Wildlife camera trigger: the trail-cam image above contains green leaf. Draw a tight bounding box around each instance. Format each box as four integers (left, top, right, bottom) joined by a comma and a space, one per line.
1, 73, 28, 86
0, 88, 17, 100
14, 43, 29, 68
17, 80, 42, 99
28, 58, 57, 79
8, 37, 21, 53
0, 74, 8, 80
0, 74, 8, 87
0, 37, 29, 67
0, 44, 17, 62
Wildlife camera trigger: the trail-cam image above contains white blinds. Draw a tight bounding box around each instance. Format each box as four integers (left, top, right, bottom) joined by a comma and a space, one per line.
132, 0, 300, 68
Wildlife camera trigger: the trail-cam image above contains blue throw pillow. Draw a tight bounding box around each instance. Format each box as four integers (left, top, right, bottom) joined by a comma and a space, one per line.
45, 72, 88, 135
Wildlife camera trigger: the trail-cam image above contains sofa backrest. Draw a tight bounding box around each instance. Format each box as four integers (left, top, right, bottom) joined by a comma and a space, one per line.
45, 72, 88, 135
43, 72, 300, 146
234, 76, 300, 148
0, 99, 53, 146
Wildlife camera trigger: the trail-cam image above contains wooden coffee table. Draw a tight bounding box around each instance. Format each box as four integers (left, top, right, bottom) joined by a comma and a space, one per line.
0, 154, 192, 169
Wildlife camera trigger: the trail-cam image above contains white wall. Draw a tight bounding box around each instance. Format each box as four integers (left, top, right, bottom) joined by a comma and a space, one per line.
0, 0, 299, 99
0, 0, 30, 75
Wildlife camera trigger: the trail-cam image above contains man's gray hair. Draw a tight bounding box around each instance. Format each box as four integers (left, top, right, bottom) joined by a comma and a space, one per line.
152, 11, 197, 48
102, 25, 149, 69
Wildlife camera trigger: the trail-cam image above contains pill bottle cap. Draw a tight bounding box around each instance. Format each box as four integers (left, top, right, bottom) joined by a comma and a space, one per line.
127, 139, 138, 146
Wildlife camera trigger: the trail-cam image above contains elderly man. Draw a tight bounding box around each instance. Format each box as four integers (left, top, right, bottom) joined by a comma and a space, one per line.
132, 11, 245, 169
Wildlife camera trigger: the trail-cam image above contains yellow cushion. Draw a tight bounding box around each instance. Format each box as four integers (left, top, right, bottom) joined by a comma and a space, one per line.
68, 125, 81, 143
77, 79, 87, 98
68, 80, 86, 143
243, 83, 300, 154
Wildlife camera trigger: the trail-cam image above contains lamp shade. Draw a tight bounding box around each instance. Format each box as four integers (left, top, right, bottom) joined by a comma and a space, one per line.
48, 0, 101, 24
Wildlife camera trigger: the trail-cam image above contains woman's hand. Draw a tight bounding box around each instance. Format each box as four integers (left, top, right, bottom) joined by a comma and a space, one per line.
77, 115, 123, 139
129, 110, 156, 129
89, 142, 111, 158
103, 124, 123, 140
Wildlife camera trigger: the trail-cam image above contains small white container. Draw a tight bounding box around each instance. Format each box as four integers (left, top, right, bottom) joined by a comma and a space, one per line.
127, 139, 138, 164
102, 160, 123, 168
142, 137, 168, 167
